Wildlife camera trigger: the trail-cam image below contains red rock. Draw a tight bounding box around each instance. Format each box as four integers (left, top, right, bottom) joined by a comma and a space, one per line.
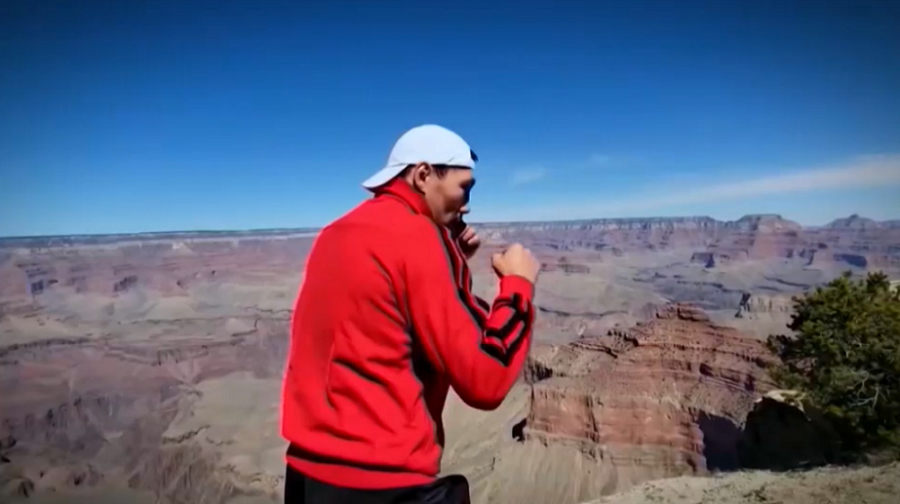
524, 303, 778, 476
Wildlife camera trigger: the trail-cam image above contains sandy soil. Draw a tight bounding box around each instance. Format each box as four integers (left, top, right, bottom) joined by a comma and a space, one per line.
163, 371, 286, 496
9, 462, 898, 504
5, 486, 159, 504
586, 462, 900, 504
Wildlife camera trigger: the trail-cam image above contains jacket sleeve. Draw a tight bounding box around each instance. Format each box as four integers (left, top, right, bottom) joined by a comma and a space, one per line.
403, 222, 535, 411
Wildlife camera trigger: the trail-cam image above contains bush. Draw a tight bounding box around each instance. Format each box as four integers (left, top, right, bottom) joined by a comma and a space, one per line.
766, 271, 900, 461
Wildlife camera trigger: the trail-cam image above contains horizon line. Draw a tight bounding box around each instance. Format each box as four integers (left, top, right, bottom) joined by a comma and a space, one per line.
1, 212, 895, 242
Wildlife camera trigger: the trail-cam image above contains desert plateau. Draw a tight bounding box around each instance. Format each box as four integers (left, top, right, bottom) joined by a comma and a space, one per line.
2, 213, 900, 504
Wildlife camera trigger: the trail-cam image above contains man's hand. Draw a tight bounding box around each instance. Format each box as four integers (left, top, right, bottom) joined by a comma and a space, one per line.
491, 243, 540, 284
456, 224, 481, 260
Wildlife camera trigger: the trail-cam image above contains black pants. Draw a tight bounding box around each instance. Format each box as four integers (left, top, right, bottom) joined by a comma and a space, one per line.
284, 463, 471, 504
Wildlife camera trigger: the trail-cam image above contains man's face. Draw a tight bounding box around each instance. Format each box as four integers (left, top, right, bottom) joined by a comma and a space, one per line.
413, 164, 476, 228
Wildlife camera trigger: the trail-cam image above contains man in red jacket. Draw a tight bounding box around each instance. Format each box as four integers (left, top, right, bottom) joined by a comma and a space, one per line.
281, 124, 540, 504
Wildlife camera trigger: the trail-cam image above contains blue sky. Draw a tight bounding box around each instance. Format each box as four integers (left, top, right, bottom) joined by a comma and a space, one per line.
1, 0, 899, 236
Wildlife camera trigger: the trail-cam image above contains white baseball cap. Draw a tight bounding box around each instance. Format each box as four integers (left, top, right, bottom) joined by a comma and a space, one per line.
362, 124, 478, 190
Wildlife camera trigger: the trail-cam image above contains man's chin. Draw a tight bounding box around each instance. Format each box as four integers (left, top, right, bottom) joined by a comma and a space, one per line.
448, 218, 465, 235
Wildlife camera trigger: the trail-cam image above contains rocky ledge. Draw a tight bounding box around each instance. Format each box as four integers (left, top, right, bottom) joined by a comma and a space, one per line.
523, 303, 778, 477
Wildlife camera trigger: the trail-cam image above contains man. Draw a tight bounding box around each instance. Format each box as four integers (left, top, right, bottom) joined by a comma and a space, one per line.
280, 124, 541, 504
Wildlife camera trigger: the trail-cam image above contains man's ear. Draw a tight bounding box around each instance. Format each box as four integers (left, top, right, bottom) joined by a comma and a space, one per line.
410, 163, 431, 192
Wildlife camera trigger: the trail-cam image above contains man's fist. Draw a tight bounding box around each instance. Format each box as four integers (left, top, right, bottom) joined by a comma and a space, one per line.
491, 243, 540, 284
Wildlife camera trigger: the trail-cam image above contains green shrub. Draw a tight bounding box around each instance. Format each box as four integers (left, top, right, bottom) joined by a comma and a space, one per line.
766, 271, 900, 460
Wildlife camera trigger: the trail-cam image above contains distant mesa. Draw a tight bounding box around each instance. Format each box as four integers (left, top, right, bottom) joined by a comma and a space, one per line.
2, 213, 897, 306
724, 214, 803, 233
824, 214, 880, 230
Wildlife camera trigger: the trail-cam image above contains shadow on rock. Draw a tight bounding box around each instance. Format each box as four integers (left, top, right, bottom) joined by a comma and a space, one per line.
737, 390, 840, 471
697, 411, 742, 472
511, 418, 527, 443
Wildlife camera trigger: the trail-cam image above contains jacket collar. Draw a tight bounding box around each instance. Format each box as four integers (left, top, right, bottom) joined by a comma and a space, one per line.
374, 178, 433, 219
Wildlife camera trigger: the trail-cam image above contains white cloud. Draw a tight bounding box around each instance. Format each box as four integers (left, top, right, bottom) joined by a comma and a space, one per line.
489, 154, 900, 221
510, 167, 547, 186
629, 154, 900, 207
579, 153, 647, 170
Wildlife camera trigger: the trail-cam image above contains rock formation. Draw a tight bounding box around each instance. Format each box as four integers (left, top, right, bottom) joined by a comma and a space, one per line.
0, 320, 290, 504
705, 214, 804, 262
0, 233, 314, 301
1, 213, 897, 504
438, 303, 782, 504
487, 213, 900, 268
522, 304, 777, 493
4, 213, 898, 306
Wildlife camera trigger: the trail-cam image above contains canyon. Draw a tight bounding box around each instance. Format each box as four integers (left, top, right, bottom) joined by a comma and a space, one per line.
1, 213, 899, 504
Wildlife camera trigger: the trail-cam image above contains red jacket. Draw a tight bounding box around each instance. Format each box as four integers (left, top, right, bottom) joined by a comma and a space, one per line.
281, 178, 535, 490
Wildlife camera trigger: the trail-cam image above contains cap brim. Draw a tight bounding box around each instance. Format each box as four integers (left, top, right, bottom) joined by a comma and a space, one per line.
361, 165, 405, 191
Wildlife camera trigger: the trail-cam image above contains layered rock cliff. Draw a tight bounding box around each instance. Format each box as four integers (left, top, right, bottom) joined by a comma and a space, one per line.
4, 213, 897, 306
483, 216, 721, 253
0, 234, 313, 302
476, 213, 900, 268
705, 214, 805, 262
522, 304, 777, 490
